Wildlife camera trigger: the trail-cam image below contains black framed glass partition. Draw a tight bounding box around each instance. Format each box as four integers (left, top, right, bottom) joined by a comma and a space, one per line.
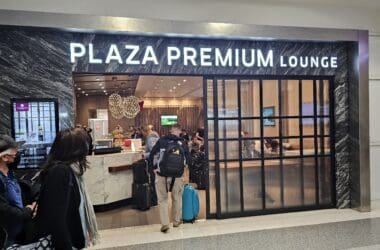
206, 77, 335, 218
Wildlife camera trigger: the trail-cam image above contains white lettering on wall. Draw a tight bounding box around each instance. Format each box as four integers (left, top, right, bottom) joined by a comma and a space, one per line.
183, 47, 197, 66
70, 43, 86, 63
242, 49, 255, 67
68, 42, 339, 69
167, 47, 181, 65
258, 49, 273, 67
215, 48, 232, 67
105, 44, 122, 64
125, 45, 140, 65
142, 46, 158, 65
310, 57, 319, 68
321, 57, 329, 68
89, 43, 103, 64
200, 48, 212, 66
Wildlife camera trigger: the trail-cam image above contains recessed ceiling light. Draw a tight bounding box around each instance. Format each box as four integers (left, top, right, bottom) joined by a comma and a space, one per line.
77, 87, 81, 90
183, 79, 187, 82
96, 78, 100, 81
82, 91, 85, 94
177, 83, 181, 86
101, 86, 105, 89
173, 86, 177, 89
105, 93, 108, 96
85, 93, 88, 96
169, 89, 173, 92
103, 90, 106, 92
99, 83, 102, 86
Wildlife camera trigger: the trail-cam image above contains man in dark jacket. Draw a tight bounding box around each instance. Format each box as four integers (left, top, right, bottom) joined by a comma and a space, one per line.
0, 135, 36, 247
148, 126, 191, 233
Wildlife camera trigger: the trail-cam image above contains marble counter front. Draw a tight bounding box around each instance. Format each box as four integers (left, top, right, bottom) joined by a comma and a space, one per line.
84, 151, 142, 206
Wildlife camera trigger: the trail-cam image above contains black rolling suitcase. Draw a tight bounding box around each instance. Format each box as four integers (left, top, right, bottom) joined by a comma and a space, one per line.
132, 159, 150, 184
132, 182, 151, 211
132, 159, 153, 210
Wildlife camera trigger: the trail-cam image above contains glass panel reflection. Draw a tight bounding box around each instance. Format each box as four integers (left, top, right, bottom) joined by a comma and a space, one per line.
303, 137, 315, 156
208, 120, 215, 139
317, 137, 331, 155
265, 160, 282, 209
241, 80, 260, 117
220, 161, 241, 214
263, 119, 279, 137
281, 80, 299, 116
303, 157, 316, 205
241, 119, 260, 138
208, 141, 215, 160
218, 120, 239, 139
282, 138, 300, 157
209, 161, 217, 214
207, 79, 214, 118
219, 140, 240, 160
317, 80, 330, 116
282, 118, 300, 137
241, 140, 261, 159
217, 80, 238, 118
318, 117, 330, 136
283, 158, 302, 207
263, 80, 279, 116
242, 161, 263, 211
319, 157, 332, 205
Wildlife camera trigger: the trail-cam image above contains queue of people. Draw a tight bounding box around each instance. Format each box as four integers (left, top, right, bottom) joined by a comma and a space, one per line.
0, 124, 205, 249
0, 129, 99, 249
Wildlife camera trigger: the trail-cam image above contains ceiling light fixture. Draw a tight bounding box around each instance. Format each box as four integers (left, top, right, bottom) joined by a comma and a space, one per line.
85, 93, 88, 96
82, 91, 85, 94
173, 86, 177, 89
101, 86, 105, 89
177, 83, 181, 86
183, 79, 187, 82
77, 87, 81, 90
96, 78, 100, 81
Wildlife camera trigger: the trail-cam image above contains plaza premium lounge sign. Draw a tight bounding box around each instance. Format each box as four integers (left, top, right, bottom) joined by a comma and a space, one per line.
70, 43, 338, 68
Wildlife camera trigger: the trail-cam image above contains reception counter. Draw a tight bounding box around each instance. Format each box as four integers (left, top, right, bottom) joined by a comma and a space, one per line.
83, 151, 142, 207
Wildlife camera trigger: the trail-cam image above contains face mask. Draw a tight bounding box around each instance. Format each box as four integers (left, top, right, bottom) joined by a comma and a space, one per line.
7, 152, 21, 170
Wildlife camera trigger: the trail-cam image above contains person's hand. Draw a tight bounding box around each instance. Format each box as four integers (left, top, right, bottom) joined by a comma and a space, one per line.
27, 202, 38, 218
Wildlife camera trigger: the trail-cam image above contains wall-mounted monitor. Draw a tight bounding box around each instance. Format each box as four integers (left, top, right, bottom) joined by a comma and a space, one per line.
263, 106, 275, 126
161, 115, 178, 126
10, 98, 59, 168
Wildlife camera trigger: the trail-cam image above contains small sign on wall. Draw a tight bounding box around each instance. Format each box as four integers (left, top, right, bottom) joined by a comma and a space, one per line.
97, 109, 108, 120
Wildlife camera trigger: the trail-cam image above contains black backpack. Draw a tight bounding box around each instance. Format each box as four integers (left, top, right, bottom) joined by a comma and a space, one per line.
159, 140, 185, 178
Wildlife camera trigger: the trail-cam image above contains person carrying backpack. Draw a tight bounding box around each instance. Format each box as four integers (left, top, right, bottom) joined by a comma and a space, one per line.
148, 125, 191, 233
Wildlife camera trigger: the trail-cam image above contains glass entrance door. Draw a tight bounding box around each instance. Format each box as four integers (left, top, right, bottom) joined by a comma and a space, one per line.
206, 77, 335, 218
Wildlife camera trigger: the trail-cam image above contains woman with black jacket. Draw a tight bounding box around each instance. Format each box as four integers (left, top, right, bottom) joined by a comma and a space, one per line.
33, 128, 99, 249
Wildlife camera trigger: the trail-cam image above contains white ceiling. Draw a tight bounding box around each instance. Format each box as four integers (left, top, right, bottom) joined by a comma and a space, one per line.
135, 75, 203, 99
73, 74, 203, 98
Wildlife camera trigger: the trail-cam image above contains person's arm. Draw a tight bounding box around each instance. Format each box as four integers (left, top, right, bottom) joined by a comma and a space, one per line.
182, 142, 192, 167
0, 190, 33, 225
148, 139, 161, 170
42, 166, 73, 249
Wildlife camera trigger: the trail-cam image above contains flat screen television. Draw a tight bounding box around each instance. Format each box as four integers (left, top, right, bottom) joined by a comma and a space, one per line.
161, 115, 178, 126
10, 98, 59, 168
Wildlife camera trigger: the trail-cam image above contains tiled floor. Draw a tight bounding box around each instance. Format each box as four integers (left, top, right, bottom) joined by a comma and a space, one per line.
96, 189, 207, 229
89, 201, 380, 249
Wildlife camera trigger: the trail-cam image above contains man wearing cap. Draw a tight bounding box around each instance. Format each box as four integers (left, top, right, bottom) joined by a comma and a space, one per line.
0, 134, 36, 248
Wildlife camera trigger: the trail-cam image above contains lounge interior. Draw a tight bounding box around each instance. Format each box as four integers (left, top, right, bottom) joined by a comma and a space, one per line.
73, 74, 206, 229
